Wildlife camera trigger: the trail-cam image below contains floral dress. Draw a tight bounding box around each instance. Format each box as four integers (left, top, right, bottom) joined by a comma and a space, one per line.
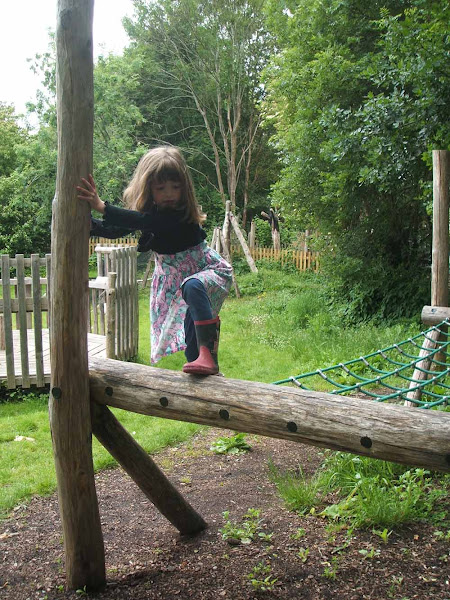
150, 241, 232, 363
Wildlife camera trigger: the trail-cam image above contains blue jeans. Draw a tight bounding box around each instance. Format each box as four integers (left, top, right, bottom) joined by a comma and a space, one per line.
181, 278, 213, 361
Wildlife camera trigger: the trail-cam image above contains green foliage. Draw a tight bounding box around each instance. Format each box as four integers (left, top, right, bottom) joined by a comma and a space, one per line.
270, 450, 450, 530
322, 556, 340, 580
0, 103, 27, 177
0, 385, 48, 405
246, 561, 278, 592
124, 0, 278, 220
210, 432, 252, 455
0, 106, 56, 255
358, 546, 381, 560
220, 508, 263, 544
297, 547, 309, 562
253, 218, 273, 247
262, 0, 448, 321
92, 51, 150, 204
268, 460, 325, 514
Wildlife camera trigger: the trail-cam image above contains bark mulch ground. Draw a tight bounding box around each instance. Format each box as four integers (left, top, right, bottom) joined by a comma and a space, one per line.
1, 428, 449, 599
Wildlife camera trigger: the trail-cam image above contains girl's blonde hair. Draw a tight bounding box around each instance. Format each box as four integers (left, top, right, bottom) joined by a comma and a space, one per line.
123, 146, 206, 224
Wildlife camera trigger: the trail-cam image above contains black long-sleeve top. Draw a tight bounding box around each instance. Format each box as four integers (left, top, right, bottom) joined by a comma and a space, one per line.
90, 203, 206, 254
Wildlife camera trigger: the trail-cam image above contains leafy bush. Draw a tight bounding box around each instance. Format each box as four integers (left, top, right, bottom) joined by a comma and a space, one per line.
0, 385, 48, 405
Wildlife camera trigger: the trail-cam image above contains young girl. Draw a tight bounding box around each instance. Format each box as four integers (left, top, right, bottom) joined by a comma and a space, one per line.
77, 146, 232, 376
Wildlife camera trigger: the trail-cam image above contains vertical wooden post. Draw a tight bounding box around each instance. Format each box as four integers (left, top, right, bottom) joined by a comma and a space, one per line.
248, 220, 256, 249
50, 0, 105, 591
223, 200, 231, 255
106, 272, 117, 359
431, 150, 450, 307
0, 315, 5, 351
408, 150, 450, 407
431, 150, 450, 369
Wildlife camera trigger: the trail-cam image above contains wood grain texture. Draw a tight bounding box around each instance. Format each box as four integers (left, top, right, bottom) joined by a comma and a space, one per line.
91, 402, 207, 535
422, 305, 450, 326
404, 328, 441, 407
89, 358, 450, 473
431, 150, 449, 307
50, 0, 105, 590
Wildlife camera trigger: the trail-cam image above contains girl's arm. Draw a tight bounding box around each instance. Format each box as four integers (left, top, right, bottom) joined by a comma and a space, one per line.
78, 174, 135, 239
90, 217, 135, 239
77, 173, 155, 231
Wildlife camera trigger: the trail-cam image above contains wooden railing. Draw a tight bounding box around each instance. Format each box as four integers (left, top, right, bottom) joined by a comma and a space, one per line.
90, 236, 320, 272
0, 248, 138, 389
89, 237, 137, 256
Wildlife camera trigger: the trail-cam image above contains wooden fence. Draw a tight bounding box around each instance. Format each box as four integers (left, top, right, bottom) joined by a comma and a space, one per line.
0, 254, 51, 388
90, 237, 320, 272
0, 248, 138, 389
89, 236, 137, 256
231, 245, 320, 272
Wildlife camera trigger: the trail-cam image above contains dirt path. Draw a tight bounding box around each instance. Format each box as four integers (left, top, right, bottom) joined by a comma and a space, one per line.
1, 429, 449, 599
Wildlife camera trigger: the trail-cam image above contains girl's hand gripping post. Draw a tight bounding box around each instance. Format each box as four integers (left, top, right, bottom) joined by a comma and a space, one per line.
76, 174, 106, 214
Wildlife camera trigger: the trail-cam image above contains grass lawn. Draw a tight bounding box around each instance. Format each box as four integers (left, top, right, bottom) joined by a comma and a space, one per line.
0, 266, 420, 518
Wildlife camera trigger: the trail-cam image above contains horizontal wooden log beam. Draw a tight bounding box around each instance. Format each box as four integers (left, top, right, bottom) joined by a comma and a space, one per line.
88, 358, 450, 473
422, 305, 450, 326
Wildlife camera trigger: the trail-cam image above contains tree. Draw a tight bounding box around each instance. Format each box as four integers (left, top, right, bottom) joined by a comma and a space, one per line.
0, 103, 27, 177
125, 0, 277, 224
92, 51, 150, 202
0, 121, 57, 256
263, 0, 448, 320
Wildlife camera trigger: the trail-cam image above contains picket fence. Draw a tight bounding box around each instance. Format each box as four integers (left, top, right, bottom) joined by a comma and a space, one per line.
0, 247, 138, 389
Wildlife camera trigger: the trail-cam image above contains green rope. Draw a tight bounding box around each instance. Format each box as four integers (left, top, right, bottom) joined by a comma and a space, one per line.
272, 321, 450, 409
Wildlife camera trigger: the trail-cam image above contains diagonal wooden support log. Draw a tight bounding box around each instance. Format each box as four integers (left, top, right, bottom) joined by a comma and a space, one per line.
91, 402, 207, 535
89, 357, 450, 474
405, 328, 442, 407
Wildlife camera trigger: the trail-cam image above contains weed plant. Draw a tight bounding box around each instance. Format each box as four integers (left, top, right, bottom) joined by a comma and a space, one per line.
246, 561, 278, 592
210, 433, 252, 455
270, 450, 450, 530
220, 508, 263, 545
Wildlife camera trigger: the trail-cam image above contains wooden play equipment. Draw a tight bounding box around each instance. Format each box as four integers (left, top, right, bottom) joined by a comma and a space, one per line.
0, 247, 137, 388
50, 1, 449, 591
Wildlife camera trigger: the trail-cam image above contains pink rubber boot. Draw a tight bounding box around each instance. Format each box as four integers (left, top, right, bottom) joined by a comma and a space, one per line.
183, 317, 220, 376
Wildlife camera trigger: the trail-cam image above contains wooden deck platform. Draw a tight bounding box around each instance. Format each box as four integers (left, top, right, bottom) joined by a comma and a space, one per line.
0, 329, 106, 387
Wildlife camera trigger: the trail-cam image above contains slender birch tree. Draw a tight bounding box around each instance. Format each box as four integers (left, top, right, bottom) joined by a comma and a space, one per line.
126, 0, 274, 218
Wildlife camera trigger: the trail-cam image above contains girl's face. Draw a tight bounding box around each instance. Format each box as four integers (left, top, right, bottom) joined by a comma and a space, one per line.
151, 179, 182, 209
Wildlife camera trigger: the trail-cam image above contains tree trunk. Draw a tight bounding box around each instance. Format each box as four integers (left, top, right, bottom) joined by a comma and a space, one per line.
272, 229, 281, 251
248, 221, 256, 249
431, 150, 449, 308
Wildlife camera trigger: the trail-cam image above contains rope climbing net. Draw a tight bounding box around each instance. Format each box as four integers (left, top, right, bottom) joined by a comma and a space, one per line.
273, 321, 450, 409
